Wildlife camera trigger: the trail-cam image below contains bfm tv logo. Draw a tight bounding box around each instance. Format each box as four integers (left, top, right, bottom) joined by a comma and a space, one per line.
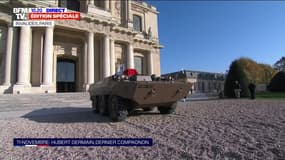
12, 8, 80, 27
13, 8, 29, 20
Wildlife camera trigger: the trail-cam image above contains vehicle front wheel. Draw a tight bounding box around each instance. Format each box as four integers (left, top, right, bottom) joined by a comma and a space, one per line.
158, 102, 177, 114
98, 96, 108, 115
91, 96, 99, 113
108, 96, 128, 122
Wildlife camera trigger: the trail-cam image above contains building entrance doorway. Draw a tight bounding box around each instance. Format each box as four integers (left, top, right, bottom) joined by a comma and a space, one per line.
56, 59, 76, 92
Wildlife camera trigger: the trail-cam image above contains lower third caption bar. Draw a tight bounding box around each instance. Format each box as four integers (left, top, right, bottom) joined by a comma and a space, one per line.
13, 138, 153, 147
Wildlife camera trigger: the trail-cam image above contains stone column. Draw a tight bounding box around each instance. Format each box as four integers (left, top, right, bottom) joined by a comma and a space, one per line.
110, 38, 115, 75
89, 0, 94, 5
148, 52, 153, 75
105, 0, 110, 11
87, 32, 94, 86
127, 42, 134, 68
3, 25, 13, 86
103, 35, 110, 77
83, 40, 88, 87
127, 0, 133, 28
42, 27, 54, 85
16, 26, 32, 86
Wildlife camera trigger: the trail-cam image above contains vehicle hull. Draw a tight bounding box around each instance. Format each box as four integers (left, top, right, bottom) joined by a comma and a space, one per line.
89, 77, 192, 108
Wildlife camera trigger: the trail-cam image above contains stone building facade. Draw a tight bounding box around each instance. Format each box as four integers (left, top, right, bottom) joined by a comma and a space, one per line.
163, 70, 225, 93
0, 0, 162, 94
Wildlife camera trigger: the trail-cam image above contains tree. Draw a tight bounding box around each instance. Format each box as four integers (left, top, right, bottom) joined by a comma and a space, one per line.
268, 71, 285, 92
259, 63, 277, 84
224, 60, 250, 98
273, 57, 285, 72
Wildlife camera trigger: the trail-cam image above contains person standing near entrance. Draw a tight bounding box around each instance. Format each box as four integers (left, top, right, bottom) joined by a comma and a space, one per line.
234, 81, 241, 98
248, 82, 256, 99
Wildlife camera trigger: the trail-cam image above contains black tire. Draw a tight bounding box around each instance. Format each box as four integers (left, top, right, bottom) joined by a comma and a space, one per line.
98, 96, 108, 115
158, 102, 177, 114
91, 96, 99, 113
143, 107, 154, 112
108, 96, 128, 122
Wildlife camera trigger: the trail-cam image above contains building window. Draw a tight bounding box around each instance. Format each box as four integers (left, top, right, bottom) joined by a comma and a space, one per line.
134, 56, 143, 74
59, 0, 67, 8
59, 0, 80, 11
94, 0, 105, 9
133, 15, 142, 32
115, 58, 123, 72
115, 44, 127, 72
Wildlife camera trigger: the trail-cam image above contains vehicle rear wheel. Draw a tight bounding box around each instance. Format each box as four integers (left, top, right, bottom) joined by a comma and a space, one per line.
158, 102, 177, 114
108, 96, 128, 122
98, 96, 108, 115
91, 96, 99, 113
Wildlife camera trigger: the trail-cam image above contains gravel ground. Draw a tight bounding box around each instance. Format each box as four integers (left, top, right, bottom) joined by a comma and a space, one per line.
0, 99, 285, 160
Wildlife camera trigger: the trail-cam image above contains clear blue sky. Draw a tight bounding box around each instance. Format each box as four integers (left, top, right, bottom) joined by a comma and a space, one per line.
147, 1, 285, 74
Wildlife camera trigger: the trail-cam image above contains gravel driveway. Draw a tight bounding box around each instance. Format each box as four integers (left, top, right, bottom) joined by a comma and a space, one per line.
0, 96, 284, 160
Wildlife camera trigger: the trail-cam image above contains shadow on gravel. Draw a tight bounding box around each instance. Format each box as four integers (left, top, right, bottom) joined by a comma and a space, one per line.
22, 107, 111, 123
185, 98, 220, 102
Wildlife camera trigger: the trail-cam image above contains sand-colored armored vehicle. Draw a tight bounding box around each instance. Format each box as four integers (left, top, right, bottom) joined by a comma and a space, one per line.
88, 68, 192, 121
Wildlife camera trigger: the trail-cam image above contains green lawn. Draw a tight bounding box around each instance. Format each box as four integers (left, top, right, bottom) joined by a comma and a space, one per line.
256, 92, 285, 99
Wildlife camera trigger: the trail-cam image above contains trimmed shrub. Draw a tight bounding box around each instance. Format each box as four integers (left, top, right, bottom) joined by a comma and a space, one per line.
238, 58, 276, 84
268, 71, 285, 92
224, 60, 250, 97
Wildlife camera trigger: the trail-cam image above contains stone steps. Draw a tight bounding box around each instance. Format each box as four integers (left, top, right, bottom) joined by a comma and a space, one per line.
0, 92, 91, 110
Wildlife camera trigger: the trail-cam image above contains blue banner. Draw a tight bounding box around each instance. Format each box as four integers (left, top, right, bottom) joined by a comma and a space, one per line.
14, 138, 153, 147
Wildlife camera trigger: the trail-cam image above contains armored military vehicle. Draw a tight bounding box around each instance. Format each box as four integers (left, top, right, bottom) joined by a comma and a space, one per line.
88, 68, 192, 122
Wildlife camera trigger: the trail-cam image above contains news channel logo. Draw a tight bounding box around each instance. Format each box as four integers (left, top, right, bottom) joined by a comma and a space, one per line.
12, 8, 80, 27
